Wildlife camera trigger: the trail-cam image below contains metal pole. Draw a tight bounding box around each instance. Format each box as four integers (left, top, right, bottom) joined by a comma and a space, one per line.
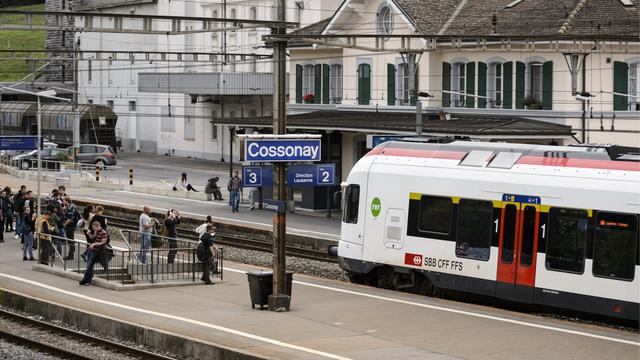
269, 0, 289, 312
326, 131, 331, 218
73, 37, 80, 163
416, 100, 422, 137
229, 127, 234, 177
36, 96, 42, 245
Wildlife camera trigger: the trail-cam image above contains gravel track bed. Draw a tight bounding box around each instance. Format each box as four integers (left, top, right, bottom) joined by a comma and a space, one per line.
0, 339, 63, 360
0, 306, 181, 360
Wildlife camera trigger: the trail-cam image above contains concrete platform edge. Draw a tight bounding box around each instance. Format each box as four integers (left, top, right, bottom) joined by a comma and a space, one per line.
0, 287, 270, 360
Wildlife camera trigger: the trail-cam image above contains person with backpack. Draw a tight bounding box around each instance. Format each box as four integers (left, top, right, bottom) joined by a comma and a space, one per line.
163, 209, 180, 264
198, 224, 217, 285
79, 220, 108, 286
63, 196, 81, 260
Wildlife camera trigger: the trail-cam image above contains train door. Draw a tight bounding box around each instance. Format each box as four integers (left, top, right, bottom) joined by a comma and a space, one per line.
496, 200, 540, 303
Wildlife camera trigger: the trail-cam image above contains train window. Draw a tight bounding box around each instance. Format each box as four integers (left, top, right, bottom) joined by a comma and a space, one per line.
520, 206, 537, 266
456, 199, 493, 260
342, 184, 360, 224
546, 208, 588, 273
593, 212, 638, 281
501, 204, 517, 263
419, 195, 452, 234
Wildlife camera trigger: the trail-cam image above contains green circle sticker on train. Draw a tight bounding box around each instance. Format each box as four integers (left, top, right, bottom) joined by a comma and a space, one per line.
371, 197, 381, 217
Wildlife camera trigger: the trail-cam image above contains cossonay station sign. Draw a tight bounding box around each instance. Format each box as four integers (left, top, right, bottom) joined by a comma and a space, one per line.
244, 138, 321, 162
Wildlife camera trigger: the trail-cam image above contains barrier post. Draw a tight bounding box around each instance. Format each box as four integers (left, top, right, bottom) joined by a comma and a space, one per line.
128, 167, 133, 185
95, 164, 100, 182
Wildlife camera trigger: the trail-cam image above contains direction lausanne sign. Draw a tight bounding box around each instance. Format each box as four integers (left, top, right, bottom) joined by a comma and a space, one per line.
0, 136, 38, 151
245, 139, 321, 162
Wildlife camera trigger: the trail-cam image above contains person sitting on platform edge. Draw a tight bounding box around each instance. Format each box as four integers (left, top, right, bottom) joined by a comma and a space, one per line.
173, 172, 198, 192
205, 176, 224, 201
79, 220, 108, 286
200, 224, 217, 285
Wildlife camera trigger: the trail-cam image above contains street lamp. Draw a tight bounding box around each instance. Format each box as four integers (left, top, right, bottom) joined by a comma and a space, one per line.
0, 85, 71, 245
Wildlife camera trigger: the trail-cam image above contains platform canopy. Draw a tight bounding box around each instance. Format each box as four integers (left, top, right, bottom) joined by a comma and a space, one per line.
212, 110, 574, 140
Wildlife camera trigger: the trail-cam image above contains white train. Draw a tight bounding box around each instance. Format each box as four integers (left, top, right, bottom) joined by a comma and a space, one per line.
336, 141, 639, 321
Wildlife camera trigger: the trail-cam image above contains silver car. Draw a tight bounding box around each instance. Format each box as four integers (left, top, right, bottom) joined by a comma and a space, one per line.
71, 144, 117, 167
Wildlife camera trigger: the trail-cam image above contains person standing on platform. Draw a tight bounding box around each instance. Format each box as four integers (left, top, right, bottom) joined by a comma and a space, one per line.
13, 187, 26, 240
38, 211, 53, 265
79, 220, 108, 286
164, 209, 180, 264
227, 170, 242, 213
21, 207, 35, 261
63, 196, 80, 260
200, 224, 217, 285
138, 205, 153, 264
3, 186, 14, 233
0, 190, 6, 243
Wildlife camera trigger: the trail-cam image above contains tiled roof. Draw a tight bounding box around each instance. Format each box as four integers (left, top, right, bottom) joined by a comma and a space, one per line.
306, 0, 639, 38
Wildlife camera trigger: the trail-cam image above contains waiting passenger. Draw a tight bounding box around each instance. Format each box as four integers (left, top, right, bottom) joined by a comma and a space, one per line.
200, 224, 217, 285
173, 172, 198, 192
138, 205, 153, 264
79, 221, 108, 286
21, 207, 35, 261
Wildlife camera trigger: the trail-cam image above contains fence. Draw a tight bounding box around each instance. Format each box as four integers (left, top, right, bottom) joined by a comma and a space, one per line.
2, 157, 122, 183
39, 231, 223, 285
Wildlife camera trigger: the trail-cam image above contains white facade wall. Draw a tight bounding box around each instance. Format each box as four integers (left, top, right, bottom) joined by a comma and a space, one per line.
76, 0, 341, 161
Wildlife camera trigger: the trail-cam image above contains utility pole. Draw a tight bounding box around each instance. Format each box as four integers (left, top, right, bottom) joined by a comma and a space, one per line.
73, 37, 80, 163
269, 0, 289, 312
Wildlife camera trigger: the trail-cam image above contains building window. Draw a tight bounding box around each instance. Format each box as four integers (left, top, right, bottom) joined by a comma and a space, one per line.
342, 184, 360, 224
302, 64, 315, 99
376, 5, 393, 36
249, 7, 257, 20
399, 62, 409, 105
418, 195, 452, 234
330, 63, 343, 104
528, 62, 543, 105
451, 63, 466, 107
488, 63, 503, 108
629, 63, 639, 110
160, 106, 175, 132
230, 8, 236, 19
128, 101, 136, 111
545, 208, 588, 273
184, 115, 194, 140
593, 212, 638, 281
456, 199, 493, 261
106, 100, 114, 109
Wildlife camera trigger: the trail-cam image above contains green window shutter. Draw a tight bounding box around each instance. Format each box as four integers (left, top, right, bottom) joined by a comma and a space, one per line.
322, 64, 330, 104
503, 62, 513, 109
466, 62, 475, 108
442, 62, 451, 107
478, 62, 487, 108
358, 63, 371, 105
387, 63, 396, 106
314, 64, 322, 104
613, 61, 629, 111
542, 61, 553, 110
515, 61, 525, 109
295, 64, 302, 103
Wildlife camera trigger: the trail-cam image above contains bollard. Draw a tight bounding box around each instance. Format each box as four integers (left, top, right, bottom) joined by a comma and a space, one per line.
128, 167, 133, 185
95, 164, 100, 182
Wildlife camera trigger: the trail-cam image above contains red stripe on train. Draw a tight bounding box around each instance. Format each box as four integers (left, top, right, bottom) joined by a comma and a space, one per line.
517, 156, 640, 172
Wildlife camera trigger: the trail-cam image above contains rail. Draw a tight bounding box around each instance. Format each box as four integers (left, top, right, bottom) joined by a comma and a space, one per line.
40, 233, 222, 285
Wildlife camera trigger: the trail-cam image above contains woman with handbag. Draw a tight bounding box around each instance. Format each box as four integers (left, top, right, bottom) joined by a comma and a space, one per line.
79, 220, 108, 286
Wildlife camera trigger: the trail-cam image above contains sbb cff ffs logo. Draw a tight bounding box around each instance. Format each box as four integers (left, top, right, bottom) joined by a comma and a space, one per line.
404, 253, 423, 266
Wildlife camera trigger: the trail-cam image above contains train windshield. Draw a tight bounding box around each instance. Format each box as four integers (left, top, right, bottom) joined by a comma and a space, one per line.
342, 184, 360, 224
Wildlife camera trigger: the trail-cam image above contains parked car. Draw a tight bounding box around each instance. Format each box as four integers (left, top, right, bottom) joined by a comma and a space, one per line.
11, 148, 70, 170
1, 141, 59, 161
69, 144, 117, 167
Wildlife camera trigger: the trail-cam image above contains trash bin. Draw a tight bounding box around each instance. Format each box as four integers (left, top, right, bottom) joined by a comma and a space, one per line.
247, 271, 293, 310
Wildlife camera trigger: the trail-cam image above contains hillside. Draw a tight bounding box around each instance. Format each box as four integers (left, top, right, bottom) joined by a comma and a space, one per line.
0, 3, 46, 82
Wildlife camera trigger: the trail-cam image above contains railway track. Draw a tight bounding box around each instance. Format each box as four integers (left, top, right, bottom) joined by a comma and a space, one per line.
105, 216, 338, 263
0, 308, 176, 360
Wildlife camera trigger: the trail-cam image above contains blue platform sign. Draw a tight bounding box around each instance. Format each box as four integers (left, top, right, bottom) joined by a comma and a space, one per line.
366, 135, 408, 149
245, 139, 321, 162
242, 166, 273, 187
0, 136, 38, 150
264, 199, 286, 214
288, 164, 336, 187
502, 194, 541, 205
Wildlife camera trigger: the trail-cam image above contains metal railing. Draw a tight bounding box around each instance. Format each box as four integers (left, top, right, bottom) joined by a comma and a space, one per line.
2, 157, 122, 183
40, 232, 223, 285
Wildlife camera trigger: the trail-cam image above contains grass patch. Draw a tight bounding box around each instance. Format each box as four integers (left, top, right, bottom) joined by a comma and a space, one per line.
0, 3, 46, 82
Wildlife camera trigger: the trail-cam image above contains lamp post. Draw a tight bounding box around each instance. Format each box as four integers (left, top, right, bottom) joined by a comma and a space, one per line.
0, 86, 70, 245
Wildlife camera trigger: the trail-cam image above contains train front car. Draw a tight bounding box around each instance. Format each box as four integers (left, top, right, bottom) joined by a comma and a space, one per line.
336, 140, 640, 322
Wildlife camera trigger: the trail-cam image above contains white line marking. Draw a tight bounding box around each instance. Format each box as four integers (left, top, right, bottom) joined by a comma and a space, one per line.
221, 268, 640, 347
74, 195, 339, 240
118, 191, 228, 206
0, 273, 352, 360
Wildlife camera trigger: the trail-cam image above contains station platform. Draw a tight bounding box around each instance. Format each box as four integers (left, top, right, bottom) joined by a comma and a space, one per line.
0, 238, 637, 360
